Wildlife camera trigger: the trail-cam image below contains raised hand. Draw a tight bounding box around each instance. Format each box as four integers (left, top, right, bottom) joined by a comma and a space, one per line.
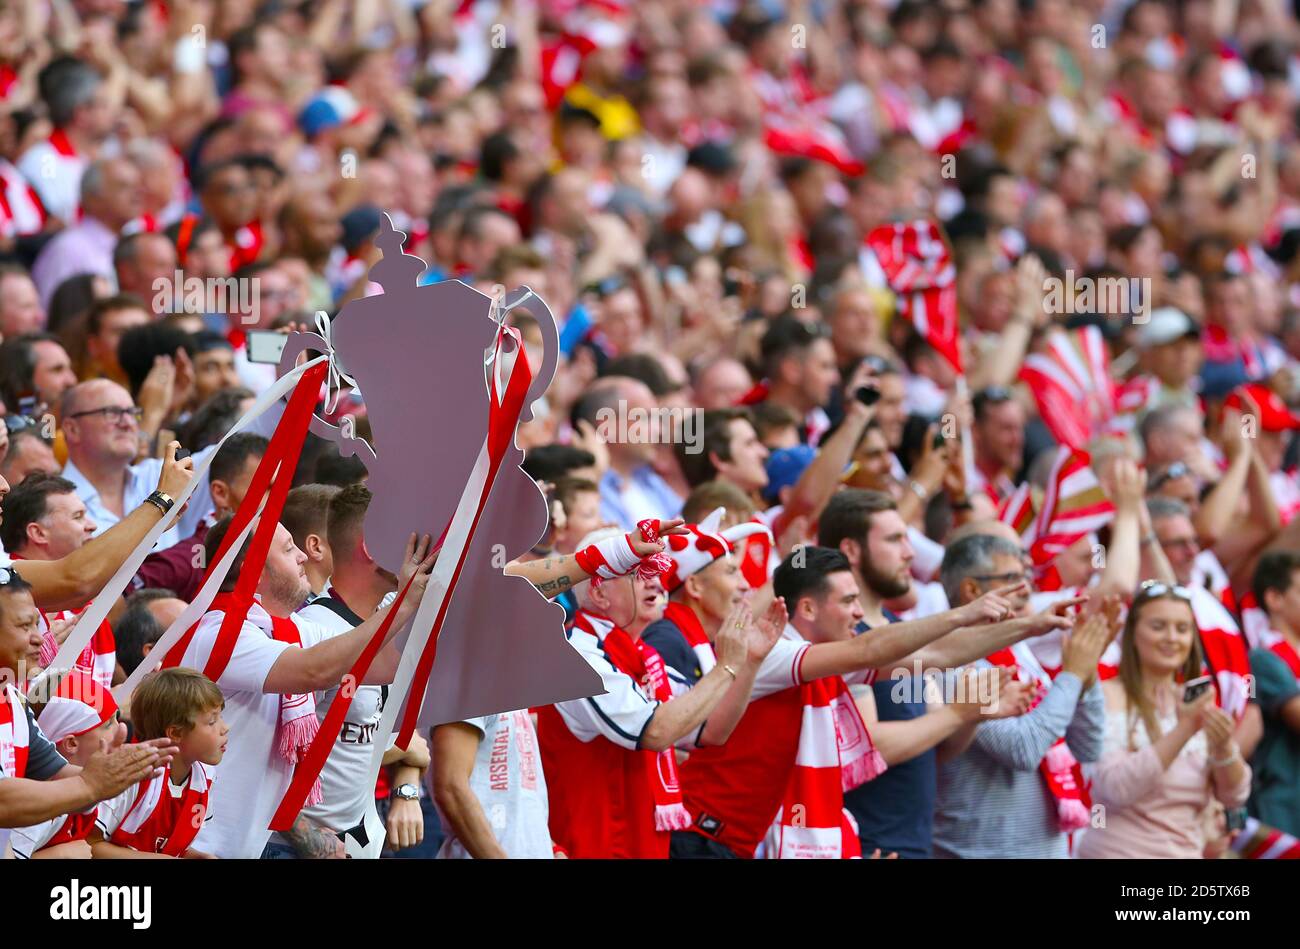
744, 596, 788, 666
713, 599, 754, 671
1060, 610, 1118, 685
396, 534, 438, 618
628, 518, 687, 558
1106, 458, 1146, 513
957, 581, 1028, 627
155, 441, 195, 501
397, 532, 436, 589
1025, 593, 1087, 636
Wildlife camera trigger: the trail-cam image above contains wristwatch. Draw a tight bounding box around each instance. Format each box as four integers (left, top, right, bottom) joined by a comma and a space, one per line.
393, 783, 420, 801
143, 490, 175, 515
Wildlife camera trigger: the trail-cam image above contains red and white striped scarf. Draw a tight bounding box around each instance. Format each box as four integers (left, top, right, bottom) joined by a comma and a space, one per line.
661, 602, 716, 677
769, 673, 885, 858
987, 641, 1091, 832
865, 220, 961, 374
574, 611, 691, 832
185, 595, 322, 805
1231, 817, 1300, 859
0, 684, 29, 778
111, 762, 213, 856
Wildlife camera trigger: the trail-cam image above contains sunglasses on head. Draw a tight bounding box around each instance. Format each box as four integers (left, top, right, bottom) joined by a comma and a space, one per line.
1137, 579, 1192, 601
1149, 461, 1191, 492
3, 414, 38, 435
585, 274, 629, 300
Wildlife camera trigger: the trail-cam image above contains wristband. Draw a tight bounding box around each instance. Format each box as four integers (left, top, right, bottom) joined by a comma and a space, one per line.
1210, 748, 1240, 768
143, 490, 175, 515
575, 520, 672, 583
909, 480, 928, 500
721, 664, 738, 680
575, 534, 639, 580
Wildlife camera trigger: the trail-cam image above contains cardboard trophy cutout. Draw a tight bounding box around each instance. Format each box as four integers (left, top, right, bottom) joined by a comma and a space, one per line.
277, 215, 601, 854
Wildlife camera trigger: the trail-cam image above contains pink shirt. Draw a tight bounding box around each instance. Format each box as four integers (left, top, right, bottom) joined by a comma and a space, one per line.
1076, 705, 1250, 859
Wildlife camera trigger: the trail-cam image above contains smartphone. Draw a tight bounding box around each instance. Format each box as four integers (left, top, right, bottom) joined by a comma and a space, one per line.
1181, 675, 1214, 704
246, 330, 289, 365
1225, 807, 1247, 832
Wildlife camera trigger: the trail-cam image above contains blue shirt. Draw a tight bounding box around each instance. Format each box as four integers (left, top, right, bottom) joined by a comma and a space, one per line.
844, 613, 936, 859
598, 466, 682, 532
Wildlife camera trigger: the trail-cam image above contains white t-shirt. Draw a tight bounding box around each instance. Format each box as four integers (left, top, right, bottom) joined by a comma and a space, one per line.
9, 814, 62, 858
295, 596, 393, 834
433, 710, 553, 859
178, 598, 328, 858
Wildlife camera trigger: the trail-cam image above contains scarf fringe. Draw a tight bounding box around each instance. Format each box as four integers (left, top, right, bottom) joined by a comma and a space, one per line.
1056, 797, 1090, 833
655, 802, 692, 832
841, 748, 887, 792
278, 709, 323, 806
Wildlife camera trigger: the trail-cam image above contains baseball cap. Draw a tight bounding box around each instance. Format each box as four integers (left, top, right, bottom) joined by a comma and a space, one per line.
299, 86, 366, 138
763, 444, 816, 503
1136, 307, 1199, 349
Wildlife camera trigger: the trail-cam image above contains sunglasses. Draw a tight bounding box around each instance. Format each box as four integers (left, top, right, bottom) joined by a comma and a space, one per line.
1149, 461, 1191, 491
1137, 579, 1192, 601
0, 567, 25, 586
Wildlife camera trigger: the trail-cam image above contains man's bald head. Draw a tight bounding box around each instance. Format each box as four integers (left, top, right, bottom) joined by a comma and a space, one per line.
62, 379, 140, 467
948, 518, 1023, 549
61, 378, 132, 420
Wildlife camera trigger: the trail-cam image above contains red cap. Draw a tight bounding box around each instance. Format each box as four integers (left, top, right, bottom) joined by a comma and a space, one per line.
1223, 383, 1300, 433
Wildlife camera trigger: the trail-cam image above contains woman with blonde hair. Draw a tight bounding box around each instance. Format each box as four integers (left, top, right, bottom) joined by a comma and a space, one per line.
1077, 581, 1251, 858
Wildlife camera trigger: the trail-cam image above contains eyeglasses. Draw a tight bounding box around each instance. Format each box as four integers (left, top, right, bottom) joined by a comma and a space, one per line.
68, 406, 143, 424
1137, 579, 1192, 601
970, 571, 1032, 586
0, 567, 24, 586
1149, 461, 1190, 491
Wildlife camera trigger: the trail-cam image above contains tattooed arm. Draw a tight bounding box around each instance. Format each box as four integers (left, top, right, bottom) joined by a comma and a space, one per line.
504, 555, 587, 599
283, 814, 346, 859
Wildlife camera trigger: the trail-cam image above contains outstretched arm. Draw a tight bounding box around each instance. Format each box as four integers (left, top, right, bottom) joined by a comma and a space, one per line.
22, 444, 194, 610
799, 584, 1022, 682
265, 536, 436, 695
505, 519, 689, 598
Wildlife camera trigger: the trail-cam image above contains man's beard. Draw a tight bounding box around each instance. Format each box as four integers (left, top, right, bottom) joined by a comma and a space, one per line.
858, 558, 911, 600
263, 568, 310, 613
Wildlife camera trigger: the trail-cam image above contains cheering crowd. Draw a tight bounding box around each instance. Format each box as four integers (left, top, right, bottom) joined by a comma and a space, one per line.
4, 0, 1300, 860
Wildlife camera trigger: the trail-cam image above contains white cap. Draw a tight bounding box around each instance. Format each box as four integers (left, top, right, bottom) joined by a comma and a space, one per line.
1137, 307, 1198, 349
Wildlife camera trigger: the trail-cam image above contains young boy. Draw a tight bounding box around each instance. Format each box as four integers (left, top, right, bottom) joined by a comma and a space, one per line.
88, 668, 228, 858
10, 671, 126, 859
